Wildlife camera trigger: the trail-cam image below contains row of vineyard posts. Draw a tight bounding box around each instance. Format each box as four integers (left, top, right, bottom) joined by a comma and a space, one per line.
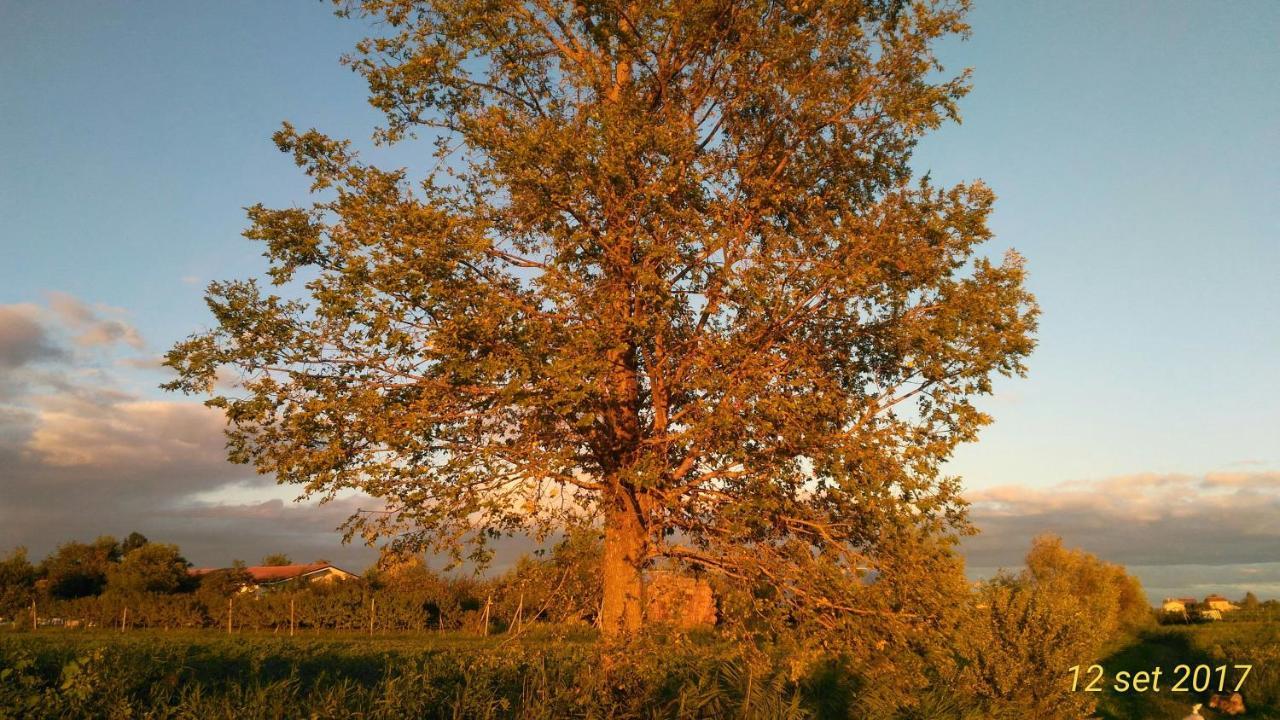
19, 586, 556, 635
0, 530, 603, 634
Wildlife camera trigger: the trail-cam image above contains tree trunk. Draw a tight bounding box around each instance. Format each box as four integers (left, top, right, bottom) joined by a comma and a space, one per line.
600, 500, 645, 638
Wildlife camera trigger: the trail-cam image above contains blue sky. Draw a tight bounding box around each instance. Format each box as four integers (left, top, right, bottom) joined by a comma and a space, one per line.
1, 1, 1277, 596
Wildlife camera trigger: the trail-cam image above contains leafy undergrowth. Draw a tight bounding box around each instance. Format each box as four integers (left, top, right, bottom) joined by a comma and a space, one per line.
1095, 622, 1280, 720
5, 623, 1277, 719
0, 628, 812, 719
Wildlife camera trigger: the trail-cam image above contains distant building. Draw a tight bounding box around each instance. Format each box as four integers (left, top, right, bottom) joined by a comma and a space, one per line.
1203, 595, 1239, 613
190, 562, 358, 592
1162, 598, 1196, 614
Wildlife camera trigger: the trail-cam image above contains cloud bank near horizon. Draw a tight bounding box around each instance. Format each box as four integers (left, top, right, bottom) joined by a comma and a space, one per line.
964, 471, 1280, 568
1, 292, 1277, 593
0, 293, 380, 569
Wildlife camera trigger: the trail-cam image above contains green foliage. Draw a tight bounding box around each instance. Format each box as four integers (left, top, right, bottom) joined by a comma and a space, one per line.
0, 549, 36, 621
1094, 622, 1280, 720
121, 532, 149, 555
1023, 535, 1153, 635
17, 625, 1269, 719
38, 538, 119, 600
949, 536, 1156, 720
1198, 624, 1280, 712
0, 631, 833, 718
31, 570, 494, 634
192, 564, 250, 605
107, 543, 191, 595
958, 580, 1105, 720
261, 554, 292, 567
491, 529, 603, 628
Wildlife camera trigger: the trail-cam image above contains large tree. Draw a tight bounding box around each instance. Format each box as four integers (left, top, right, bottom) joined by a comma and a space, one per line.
167, 0, 1036, 639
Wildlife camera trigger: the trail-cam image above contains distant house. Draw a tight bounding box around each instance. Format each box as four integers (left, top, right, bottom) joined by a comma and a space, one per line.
1204, 594, 1239, 613
190, 563, 358, 592
1162, 597, 1197, 614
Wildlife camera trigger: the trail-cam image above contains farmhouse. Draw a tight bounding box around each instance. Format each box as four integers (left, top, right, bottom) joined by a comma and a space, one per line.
190, 563, 359, 591
1203, 594, 1239, 613
1161, 597, 1197, 614
1161, 594, 1244, 621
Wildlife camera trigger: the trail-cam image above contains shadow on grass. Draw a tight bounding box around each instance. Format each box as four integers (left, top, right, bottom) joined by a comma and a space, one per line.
1094, 627, 1247, 720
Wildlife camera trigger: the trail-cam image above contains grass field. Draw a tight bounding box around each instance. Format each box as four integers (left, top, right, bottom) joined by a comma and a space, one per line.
0, 627, 815, 719
1095, 622, 1280, 720
2, 622, 1277, 719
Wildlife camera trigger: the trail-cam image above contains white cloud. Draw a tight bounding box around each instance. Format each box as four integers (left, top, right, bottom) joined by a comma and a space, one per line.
25, 396, 227, 469
46, 290, 145, 350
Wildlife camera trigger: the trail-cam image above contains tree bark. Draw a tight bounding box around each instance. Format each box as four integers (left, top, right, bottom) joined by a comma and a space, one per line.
600, 498, 645, 638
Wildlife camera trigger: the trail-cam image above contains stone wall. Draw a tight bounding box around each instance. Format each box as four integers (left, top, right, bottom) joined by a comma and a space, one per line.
645, 570, 716, 628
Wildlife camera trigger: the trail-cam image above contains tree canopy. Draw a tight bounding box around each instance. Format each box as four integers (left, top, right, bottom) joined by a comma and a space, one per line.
1023, 534, 1151, 634
960, 535, 1153, 718
39, 537, 119, 600
107, 543, 191, 596
166, 0, 1037, 640
121, 532, 150, 555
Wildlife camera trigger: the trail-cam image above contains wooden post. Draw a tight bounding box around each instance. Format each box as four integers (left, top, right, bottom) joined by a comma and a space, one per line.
369, 595, 375, 636
30, 598, 36, 631
513, 593, 524, 634
227, 597, 233, 635
290, 596, 296, 637
481, 594, 491, 637
121, 607, 128, 633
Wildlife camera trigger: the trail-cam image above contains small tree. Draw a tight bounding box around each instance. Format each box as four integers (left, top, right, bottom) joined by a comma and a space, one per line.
261, 554, 293, 567
0, 547, 37, 619
39, 538, 119, 599
107, 544, 191, 595
960, 576, 1107, 720
194, 561, 253, 619
953, 537, 1156, 718
494, 529, 604, 627
1023, 534, 1151, 634
166, 0, 1037, 641
121, 532, 150, 555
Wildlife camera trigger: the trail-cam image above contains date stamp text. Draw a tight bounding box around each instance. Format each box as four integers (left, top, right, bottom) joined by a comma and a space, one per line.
1069, 664, 1253, 693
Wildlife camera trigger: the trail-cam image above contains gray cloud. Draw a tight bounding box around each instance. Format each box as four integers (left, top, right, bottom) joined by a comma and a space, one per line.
0, 293, 521, 572
0, 294, 274, 565
963, 471, 1280, 598
1128, 562, 1280, 603
4, 293, 1278, 583
0, 304, 66, 369
151, 497, 378, 569
158, 498, 537, 571
0, 385, 274, 563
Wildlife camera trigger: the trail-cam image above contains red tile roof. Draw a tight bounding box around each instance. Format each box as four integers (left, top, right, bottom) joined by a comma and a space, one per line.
187, 563, 356, 584
244, 563, 336, 583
